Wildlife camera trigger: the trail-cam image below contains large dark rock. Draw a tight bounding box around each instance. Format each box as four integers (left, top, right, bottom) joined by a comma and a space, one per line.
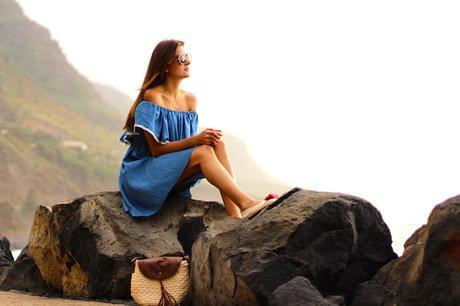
0, 234, 14, 284
28, 190, 233, 299
26, 187, 397, 304
0, 235, 14, 264
191, 188, 397, 305
269, 276, 344, 306
0, 245, 51, 295
350, 194, 460, 306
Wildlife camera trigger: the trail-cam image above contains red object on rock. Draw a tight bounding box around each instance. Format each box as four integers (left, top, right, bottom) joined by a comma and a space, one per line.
264, 193, 280, 201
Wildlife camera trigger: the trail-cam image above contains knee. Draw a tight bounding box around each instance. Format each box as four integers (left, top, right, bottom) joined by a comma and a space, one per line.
213, 139, 227, 151
195, 144, 216, 161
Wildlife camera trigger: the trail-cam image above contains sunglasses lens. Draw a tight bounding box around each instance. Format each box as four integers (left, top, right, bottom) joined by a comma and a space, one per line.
178, 53, 191, 64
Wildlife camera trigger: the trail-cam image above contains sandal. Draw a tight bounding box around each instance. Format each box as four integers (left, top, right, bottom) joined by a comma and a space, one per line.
241, 198, 278, 219
264, 193, 280, 201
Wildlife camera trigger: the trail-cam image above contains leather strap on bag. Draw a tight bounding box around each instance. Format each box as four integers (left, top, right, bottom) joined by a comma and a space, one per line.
138, 256, 182, 280
131, 254, 190, 280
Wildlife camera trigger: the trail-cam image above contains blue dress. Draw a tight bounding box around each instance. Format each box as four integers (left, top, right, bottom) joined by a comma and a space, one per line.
118, 100, 206, 218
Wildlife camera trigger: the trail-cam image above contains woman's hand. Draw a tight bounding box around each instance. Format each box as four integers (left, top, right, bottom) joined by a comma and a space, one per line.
194, 128, 223, 146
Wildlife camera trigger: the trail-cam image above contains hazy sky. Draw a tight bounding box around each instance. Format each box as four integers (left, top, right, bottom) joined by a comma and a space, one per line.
15, 0, 460, 255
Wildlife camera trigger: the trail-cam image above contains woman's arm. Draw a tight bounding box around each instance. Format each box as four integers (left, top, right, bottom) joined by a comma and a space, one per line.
144, 131, 198, 157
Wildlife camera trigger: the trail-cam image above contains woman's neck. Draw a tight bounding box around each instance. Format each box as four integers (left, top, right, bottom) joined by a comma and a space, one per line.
160, 79, 182, 100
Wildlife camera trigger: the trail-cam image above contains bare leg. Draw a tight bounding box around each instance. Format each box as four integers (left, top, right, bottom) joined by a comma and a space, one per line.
173, 157, 240, 217
176, 145, 262, 213
211, 140, 241, 217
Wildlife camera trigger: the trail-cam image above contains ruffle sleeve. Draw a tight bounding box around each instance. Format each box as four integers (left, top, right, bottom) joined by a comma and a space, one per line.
119, 129, 140, 145
119, 101, 196, 146
133, 102, 170, 145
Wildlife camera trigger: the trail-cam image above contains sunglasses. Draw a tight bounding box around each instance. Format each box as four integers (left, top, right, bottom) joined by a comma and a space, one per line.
175, 53, 192, 65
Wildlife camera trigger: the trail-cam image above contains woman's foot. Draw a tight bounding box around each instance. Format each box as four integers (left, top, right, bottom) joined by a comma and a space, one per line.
240, 198, 278, 219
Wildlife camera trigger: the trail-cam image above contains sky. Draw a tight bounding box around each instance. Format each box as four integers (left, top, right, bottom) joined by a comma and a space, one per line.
15, 0, 460, 255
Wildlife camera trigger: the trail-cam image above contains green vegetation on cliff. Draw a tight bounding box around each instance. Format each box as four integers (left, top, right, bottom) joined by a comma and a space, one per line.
0, 0, 128, 247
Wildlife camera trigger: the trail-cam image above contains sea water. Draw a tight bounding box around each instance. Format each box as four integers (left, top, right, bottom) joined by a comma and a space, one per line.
12, 249, 22, 261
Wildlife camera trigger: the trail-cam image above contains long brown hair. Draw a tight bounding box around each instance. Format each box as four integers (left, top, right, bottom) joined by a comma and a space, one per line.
122, 39, 184, 131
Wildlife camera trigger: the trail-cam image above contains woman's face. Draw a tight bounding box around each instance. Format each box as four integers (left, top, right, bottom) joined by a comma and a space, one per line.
167, 45, 191, 79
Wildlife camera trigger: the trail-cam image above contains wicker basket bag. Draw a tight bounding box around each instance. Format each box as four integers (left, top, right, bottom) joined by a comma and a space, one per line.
130, 253, 190, 306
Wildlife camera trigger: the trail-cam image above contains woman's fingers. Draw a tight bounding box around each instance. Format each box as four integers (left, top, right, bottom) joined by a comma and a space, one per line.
212, 134, 221, 142
206, 128, 223, 136
207, 131, 220, 140
204, 129, 223, 145
206, 132, 216, 145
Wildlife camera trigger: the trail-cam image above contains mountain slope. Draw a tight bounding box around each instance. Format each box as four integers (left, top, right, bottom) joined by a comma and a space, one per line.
0, 0, 121, 129
92, 82, 133, 115
0, 0, 126, 247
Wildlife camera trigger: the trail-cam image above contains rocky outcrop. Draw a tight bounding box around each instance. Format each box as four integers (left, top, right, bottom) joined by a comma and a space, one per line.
191, 188, 397, 305
0, 235, 14, 285
0, 245, 50, 294
27, 190, 208, 299
25, 187, 396, 305
0, 186, 399, 305
5, 185, 460, 305
350, 194, 460, 306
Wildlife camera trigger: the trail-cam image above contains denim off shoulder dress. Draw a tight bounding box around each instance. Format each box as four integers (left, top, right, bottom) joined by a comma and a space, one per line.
118, 100, 205, 217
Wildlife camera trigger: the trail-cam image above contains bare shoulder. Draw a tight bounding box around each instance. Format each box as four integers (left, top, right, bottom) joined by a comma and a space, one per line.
143, 88, 165, 106
185, 90, 197, 112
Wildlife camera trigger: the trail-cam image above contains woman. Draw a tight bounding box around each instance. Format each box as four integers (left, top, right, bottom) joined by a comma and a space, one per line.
118, 39, 278, 219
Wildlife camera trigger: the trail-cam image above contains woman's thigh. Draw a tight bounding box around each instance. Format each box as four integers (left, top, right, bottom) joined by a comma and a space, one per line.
174, 145, 215, 186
